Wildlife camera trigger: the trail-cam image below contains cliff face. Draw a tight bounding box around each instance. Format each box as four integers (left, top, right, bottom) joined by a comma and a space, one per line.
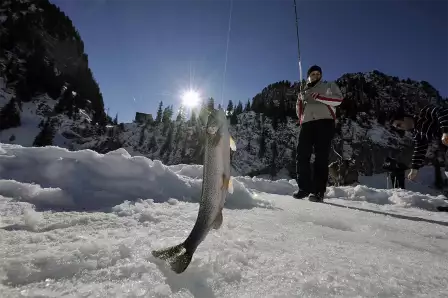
0, 0, 109, 149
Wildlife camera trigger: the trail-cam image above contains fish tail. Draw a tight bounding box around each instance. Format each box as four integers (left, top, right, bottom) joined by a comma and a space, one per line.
151, 243, 193, 274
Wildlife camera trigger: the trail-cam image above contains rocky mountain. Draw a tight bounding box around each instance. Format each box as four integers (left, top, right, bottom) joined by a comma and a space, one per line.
81, 71, 447, 182
0, 0, 110, 149
1, 0, 447, 187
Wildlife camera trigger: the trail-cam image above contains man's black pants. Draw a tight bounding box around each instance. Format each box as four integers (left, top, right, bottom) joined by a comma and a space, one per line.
296, 119, 335, 195
390, 172, 405, 189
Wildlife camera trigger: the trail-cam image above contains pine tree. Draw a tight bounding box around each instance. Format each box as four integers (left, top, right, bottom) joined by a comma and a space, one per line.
226, 100, 234, 117
113, 113, 118, 125
180, 137, 188, 159
258, 129, 266, 158
54, 86, 75, 118
155, 101, 163, 123
160, 124, 174, 161
0, 97, 21, 130
235, 100, 243, 115
270, 142, 278, 179
272, 114, 279, 130
244, 99, 251, 112
174, 122, 183, 143
176, 105, 186, 122
138, 126, 145, 146
162, 106, 173, 123
33, 118, 55, 147
278, 95, 287, 124
230, 110, 238, 125
148, 135, 157, 152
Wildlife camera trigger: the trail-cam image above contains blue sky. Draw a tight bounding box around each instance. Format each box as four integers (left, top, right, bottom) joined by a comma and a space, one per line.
51, 0, 448, 123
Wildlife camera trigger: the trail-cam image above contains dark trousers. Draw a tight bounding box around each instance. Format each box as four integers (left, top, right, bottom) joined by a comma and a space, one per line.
390, 172, 405, 189
296, 119, 335, 194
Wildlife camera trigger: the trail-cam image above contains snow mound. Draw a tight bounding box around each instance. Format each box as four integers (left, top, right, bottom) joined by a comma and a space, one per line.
327, 184, 447, 212
0, 144, 266, 211
168, 164, 297, 196
0, 143, 446, 213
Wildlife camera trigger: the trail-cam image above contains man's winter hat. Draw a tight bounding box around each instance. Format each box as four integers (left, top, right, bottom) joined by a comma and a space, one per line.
307, 65, 322, 77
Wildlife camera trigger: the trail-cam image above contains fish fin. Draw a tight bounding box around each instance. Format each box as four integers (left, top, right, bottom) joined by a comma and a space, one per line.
227, 177, 234, 194
229, 136, 236, 151
151, 243, 193, 274
212, 209, 223, 230
222, 175, 233, 194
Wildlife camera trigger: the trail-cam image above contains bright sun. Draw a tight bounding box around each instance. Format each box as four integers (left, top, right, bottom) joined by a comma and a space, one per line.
181, 90, 200, 108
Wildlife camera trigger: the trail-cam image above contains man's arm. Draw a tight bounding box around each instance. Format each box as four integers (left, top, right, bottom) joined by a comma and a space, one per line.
313, 82, 344, 107
434, 106, 448, 133
411, 135, 429, 169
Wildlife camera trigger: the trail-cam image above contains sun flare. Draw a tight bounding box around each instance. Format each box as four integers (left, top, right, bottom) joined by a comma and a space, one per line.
181, 90, 201, 108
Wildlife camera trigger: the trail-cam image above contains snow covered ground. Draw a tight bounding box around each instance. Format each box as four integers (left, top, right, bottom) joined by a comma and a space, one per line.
1, 143, 448, 297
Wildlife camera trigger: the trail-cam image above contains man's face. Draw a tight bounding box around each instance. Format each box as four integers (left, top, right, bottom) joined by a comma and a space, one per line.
308, 71, 321, 83
392, 118, 413, 131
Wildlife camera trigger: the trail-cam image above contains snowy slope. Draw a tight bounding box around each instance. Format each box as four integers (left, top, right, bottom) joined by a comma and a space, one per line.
1, 143, 448, 297
0, 77, 102, 149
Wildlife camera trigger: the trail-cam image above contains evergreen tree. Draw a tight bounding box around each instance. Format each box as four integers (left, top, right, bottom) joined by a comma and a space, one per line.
148, 135, 157, 152
270, 142, 278, 179
33, 118, 55, 147
113, 113, 118, 125
244, 99, 251, 112
155, 101, 163, 123
272, 114, 279, 130
235, 100, 243, 115
0, 97, 21, 130
278, 95, 287, 124
174, 122, 183, 143
230, 110, 238, 125
258, 129, 266, 158
162, 105, 173, 123
180, 137, 188, 159
226, 100, 234, 117
176, 105, 186, 122
160, 124, 174, 158
138, 126, 146, 146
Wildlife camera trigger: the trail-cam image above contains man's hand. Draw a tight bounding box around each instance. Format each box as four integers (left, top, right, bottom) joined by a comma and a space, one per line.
298, 92, 305, 101
408, 169, 418, 180
442, 133, 448, 146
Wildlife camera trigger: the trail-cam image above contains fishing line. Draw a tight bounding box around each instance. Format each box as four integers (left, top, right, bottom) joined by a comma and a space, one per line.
221, 0, 233, 108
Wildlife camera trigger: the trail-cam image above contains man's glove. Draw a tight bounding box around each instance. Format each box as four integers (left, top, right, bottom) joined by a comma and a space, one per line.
408, 169, 418, 180
442, 133, 448, 146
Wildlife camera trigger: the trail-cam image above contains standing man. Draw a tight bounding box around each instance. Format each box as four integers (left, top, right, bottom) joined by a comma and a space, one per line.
293, 65, 344, 202
390, 104, 448, 181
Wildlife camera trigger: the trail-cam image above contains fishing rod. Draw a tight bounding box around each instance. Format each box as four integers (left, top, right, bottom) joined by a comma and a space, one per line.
293, 0, 303, 91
